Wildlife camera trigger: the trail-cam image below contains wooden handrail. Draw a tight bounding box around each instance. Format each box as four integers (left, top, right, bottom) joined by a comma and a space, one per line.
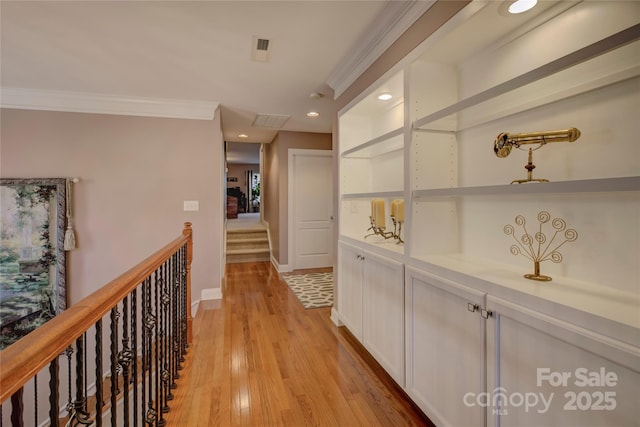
0, 222, 193, 403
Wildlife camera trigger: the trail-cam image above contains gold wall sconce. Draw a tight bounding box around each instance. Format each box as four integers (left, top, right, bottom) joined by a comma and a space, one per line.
494, 127, 581, 184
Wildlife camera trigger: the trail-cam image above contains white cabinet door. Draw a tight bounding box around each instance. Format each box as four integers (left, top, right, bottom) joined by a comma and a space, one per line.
362, 250, 405, 386
337, 241, 364, 340
405, 267, 486, 427
486, 296, 640, 427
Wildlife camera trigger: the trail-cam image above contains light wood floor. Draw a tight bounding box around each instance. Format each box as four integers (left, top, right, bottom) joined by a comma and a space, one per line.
164, 262, 433, 426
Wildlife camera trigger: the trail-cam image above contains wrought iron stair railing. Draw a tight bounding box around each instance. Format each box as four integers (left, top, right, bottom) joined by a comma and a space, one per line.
0, 223, 194, 426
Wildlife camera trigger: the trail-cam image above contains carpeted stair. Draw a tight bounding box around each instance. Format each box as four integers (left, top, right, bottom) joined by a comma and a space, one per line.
226, 228, 270, 263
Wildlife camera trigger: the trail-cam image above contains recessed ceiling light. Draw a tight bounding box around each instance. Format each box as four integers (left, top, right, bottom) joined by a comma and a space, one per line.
306, 111, 320, 117
377, 93, 393, 101
508, 0, 537, 14
238, 134, 248, 138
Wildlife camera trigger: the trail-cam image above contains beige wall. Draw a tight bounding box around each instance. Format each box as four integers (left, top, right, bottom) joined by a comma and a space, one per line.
263, 135, 280, 262
226, 163, 259, 191
263, 131, 332, 268
0, 108, 224, 307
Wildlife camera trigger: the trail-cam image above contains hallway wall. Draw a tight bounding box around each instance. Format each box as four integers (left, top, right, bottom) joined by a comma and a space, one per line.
0, 108, 224, 306
263, 131, 331, 269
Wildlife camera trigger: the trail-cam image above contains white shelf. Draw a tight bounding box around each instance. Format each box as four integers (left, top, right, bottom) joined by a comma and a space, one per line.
413, 176, 640, 199
341, 128, 404, 159
342, 191, 404, 200
413, 24, 640, 132
339, 235, 405, 257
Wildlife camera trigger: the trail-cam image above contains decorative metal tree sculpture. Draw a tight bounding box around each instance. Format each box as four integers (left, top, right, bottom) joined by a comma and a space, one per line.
504, 211, 578, 281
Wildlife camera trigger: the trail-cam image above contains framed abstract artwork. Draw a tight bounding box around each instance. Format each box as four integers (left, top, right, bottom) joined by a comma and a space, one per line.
0, 178, 68, 350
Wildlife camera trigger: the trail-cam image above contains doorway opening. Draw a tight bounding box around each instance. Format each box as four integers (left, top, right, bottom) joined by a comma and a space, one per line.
225, 141, 261, 220
225, 141, 269, 263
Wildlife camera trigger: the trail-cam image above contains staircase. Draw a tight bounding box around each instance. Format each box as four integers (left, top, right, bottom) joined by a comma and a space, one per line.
226, 228, 270, 263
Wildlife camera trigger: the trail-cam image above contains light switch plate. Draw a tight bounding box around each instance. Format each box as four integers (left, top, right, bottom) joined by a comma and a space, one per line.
183, 200, 199, 211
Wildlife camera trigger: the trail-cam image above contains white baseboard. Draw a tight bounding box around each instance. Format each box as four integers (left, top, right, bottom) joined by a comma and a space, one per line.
270, 254, 293, 273
192, 288, 222, 316
191, 300, 200, 317
201, 288, 222, 301
330, 307, 343, 327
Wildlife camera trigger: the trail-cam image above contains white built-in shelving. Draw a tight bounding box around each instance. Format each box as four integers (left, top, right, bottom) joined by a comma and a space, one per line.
337, 2, 640, 424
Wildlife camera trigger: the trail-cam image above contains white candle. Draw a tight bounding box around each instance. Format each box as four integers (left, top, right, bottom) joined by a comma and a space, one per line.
395, 199, 404, 223
391, 200, 397, 218
373, 199, 385, 229
370, 199, 377, 227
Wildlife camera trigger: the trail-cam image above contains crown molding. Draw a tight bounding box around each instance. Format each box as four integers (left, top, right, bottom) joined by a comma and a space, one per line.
0, 87, 219, 120
326, 0, 436, 99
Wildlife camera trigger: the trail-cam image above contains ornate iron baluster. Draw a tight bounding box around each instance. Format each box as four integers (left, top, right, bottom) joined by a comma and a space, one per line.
64, 347, 73, 424
74, 334, 92, 424
49, 357, 59, 427
95, 319, 103, 427
110, 306, 120, 426
34, 375, 38, 427
171, 252, 180, 386
153, 269, 164, 427
143, 276, 157, 426
168, 253, 178, 394
118, 296, 134, 425
141, 278, 147, 425
131, 287, 138, 427
10, 388, 23, 427
160, 260, 171, 419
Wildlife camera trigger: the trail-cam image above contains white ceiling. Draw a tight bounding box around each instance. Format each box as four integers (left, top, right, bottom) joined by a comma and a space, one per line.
0, 0, 423, 153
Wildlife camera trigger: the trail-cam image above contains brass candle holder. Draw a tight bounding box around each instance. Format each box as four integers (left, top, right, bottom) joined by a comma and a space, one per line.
494, 128, 581, 184
504, 211, 578, 281
365, 215, 394, 240
391, 216, 404, 244
365, 216, 404, 244
365, 199, 404, 244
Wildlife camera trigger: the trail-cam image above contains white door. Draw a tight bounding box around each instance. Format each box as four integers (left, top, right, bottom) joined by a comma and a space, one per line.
289, 149, 333, 269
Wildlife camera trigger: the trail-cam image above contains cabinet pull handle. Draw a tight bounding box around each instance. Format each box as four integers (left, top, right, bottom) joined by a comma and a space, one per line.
467, 303, 478, 313
481, 309, 493, 319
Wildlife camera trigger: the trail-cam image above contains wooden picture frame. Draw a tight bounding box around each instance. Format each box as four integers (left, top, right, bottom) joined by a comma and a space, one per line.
0, 178, 67, 350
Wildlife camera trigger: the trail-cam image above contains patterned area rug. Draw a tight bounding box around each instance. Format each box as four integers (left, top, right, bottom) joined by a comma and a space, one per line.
282, 272, 333, 309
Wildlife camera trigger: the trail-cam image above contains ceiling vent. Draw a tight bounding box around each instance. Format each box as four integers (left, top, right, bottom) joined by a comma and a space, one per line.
252, 113, 290, 128
252, 36, 271, 62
